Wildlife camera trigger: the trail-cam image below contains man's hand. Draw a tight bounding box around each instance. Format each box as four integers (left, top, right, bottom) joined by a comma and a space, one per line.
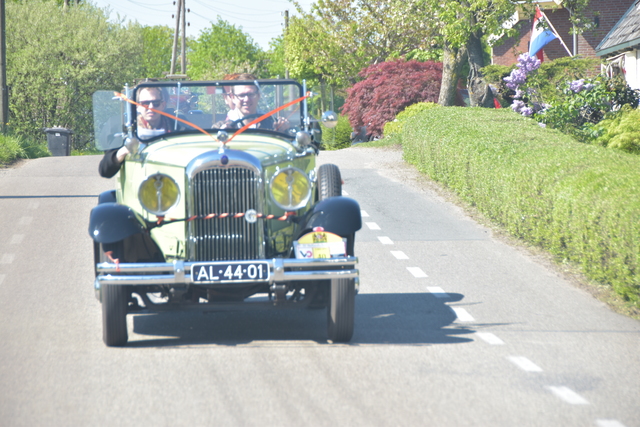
116, 145, 130, 164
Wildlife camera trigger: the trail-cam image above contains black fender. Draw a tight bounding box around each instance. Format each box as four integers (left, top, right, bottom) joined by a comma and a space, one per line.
89, 202, 148, 244
98, 190, 116, 204
296, 196, 362, 239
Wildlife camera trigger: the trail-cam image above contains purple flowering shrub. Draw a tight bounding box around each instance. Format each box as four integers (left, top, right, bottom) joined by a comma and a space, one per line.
501, 54, 640, 144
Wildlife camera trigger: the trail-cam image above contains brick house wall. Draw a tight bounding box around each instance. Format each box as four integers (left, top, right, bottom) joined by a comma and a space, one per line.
492, 0, 635, 67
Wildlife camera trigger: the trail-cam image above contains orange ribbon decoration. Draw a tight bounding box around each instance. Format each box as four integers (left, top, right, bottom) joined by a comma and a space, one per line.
227, 93, 310, 143
114, 90, 310, 146
114, 92, 216, 141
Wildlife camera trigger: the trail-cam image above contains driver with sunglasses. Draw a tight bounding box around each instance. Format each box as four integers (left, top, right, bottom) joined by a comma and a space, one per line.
99, 87, 174, 178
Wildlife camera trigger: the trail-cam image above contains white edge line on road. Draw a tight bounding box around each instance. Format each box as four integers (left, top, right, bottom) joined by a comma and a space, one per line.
391, 251, 409, 260
360, 210, 369, 217
19, 216, 33, 226
426, 286, 450, 298
366, 222, 380, 230
451, 307, 475, 322
378, 236, 393, 245
596, 420, 627, 427
10, 234, 25, 245
0, 254, 15, 264
508, 356, 543, 372
476, 332, 505, 345
406, 267, 427, 278
546, 386, 589, 405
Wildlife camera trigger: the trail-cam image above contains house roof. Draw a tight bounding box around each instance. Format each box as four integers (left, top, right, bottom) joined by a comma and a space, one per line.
596, 0, 640, 57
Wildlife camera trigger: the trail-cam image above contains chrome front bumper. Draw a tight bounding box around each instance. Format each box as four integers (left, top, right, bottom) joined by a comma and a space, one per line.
95, 256, 358, 288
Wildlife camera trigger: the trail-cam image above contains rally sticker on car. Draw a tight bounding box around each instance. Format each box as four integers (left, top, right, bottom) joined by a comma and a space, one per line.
294, 230, 346, 259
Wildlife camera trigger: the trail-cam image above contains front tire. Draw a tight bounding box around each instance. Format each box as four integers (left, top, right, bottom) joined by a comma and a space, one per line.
317, 163, 341, 200
99, 243, 128, 347
327, 278, 355, 342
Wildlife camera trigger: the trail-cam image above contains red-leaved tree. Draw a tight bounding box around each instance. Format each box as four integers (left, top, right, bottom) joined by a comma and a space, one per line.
341, 59, 442, 139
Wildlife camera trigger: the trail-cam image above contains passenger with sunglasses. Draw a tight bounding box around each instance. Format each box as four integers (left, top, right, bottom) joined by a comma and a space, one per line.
99, 87, 173, 178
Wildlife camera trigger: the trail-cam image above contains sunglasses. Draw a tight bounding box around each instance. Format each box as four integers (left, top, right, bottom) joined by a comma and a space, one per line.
139, 99, 164, 107
233, 92, 258, 100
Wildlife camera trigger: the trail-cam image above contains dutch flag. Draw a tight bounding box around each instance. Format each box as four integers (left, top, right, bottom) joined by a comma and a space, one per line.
529, 6, 557, 61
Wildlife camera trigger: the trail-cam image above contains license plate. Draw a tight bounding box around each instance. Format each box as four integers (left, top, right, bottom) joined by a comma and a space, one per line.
191, 261, 270, 283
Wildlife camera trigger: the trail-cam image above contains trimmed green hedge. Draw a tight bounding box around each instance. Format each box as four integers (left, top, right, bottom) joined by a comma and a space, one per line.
402, 107, 639, 306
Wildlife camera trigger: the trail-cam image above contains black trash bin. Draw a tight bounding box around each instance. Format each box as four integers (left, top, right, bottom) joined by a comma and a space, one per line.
44, 127, 73, 156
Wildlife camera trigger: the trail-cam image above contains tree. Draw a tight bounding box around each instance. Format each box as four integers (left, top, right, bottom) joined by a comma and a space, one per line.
6, 1, 143, 148
187, 17, 267, 80
139, 25, 174, 79
286, 0, 439, 88
341, 59, 442, 139
423, 0, 538, 107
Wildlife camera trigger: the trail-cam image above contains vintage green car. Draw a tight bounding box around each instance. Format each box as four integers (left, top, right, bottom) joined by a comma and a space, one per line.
90, 79, 361, 346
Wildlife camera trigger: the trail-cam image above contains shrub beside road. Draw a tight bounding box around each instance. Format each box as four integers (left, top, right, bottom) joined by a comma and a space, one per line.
394, 107, 639, 310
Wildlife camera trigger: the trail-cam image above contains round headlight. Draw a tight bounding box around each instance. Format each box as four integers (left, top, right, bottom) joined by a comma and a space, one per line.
138, 173, 180, 216
270, 167, 311, 211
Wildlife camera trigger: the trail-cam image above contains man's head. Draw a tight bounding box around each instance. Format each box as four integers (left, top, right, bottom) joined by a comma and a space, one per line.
232, 85, 260, 117
222, 73, 240, 109
137, 87, 165, 129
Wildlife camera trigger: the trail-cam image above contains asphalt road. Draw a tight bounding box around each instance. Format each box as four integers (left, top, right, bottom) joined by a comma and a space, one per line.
0, 147, 638, 426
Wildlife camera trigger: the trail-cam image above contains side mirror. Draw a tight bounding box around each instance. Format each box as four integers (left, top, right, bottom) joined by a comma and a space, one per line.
321, 111, 338, 129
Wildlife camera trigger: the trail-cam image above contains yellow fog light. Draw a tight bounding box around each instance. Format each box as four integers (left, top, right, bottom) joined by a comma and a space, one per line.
270, 167, 311, 211
138, 173, 180, 216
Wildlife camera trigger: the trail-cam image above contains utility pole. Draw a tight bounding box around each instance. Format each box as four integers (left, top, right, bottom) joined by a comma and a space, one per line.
283, 10, 289, 79
181, 0, 186, 75
0, 0, 8, 132
169, 0, 187, 79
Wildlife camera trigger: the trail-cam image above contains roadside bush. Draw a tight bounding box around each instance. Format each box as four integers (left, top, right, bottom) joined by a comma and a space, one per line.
593, 106, 640, 154
342, 59, 442, 140
383, 102, 440, 139
402, 107, 640, 307
320, 114, 352, 150
0, 132, 49, 166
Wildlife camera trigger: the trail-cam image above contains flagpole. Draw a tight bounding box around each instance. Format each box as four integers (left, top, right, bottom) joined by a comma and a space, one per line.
540, 9, 573, 57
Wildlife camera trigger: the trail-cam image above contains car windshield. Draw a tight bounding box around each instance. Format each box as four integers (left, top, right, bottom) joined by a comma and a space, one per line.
93, 79, 306, 150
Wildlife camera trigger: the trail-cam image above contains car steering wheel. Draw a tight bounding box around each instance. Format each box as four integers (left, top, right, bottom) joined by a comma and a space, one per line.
231, 114, 263, 128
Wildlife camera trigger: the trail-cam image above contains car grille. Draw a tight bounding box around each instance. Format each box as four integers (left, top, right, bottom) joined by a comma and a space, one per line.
189, 167, 263, 261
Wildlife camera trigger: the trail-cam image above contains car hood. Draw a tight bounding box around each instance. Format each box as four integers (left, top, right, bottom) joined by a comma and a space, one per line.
139, 133, 297, 168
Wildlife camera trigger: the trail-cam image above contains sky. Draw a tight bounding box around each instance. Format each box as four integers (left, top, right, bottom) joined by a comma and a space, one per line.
89, 0, 316, 50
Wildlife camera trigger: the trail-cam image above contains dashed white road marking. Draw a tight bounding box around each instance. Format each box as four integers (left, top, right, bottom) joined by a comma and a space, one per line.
10, 234, 24, 245
366, 222, 380, 230
476, 332, 505, 345
19, 216, 33, 226
426, 286, 450, 298
547, 386, 589, 405
360, 210, 369, 217
508, 356, 543, 372
0, 254, 15, 264
406, 267, 427, 278
342, 190, 349, 196
377, 236, 393, 245
596, 420, 627, 427
391, 251, 409, 260
451, 307, 475, 322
